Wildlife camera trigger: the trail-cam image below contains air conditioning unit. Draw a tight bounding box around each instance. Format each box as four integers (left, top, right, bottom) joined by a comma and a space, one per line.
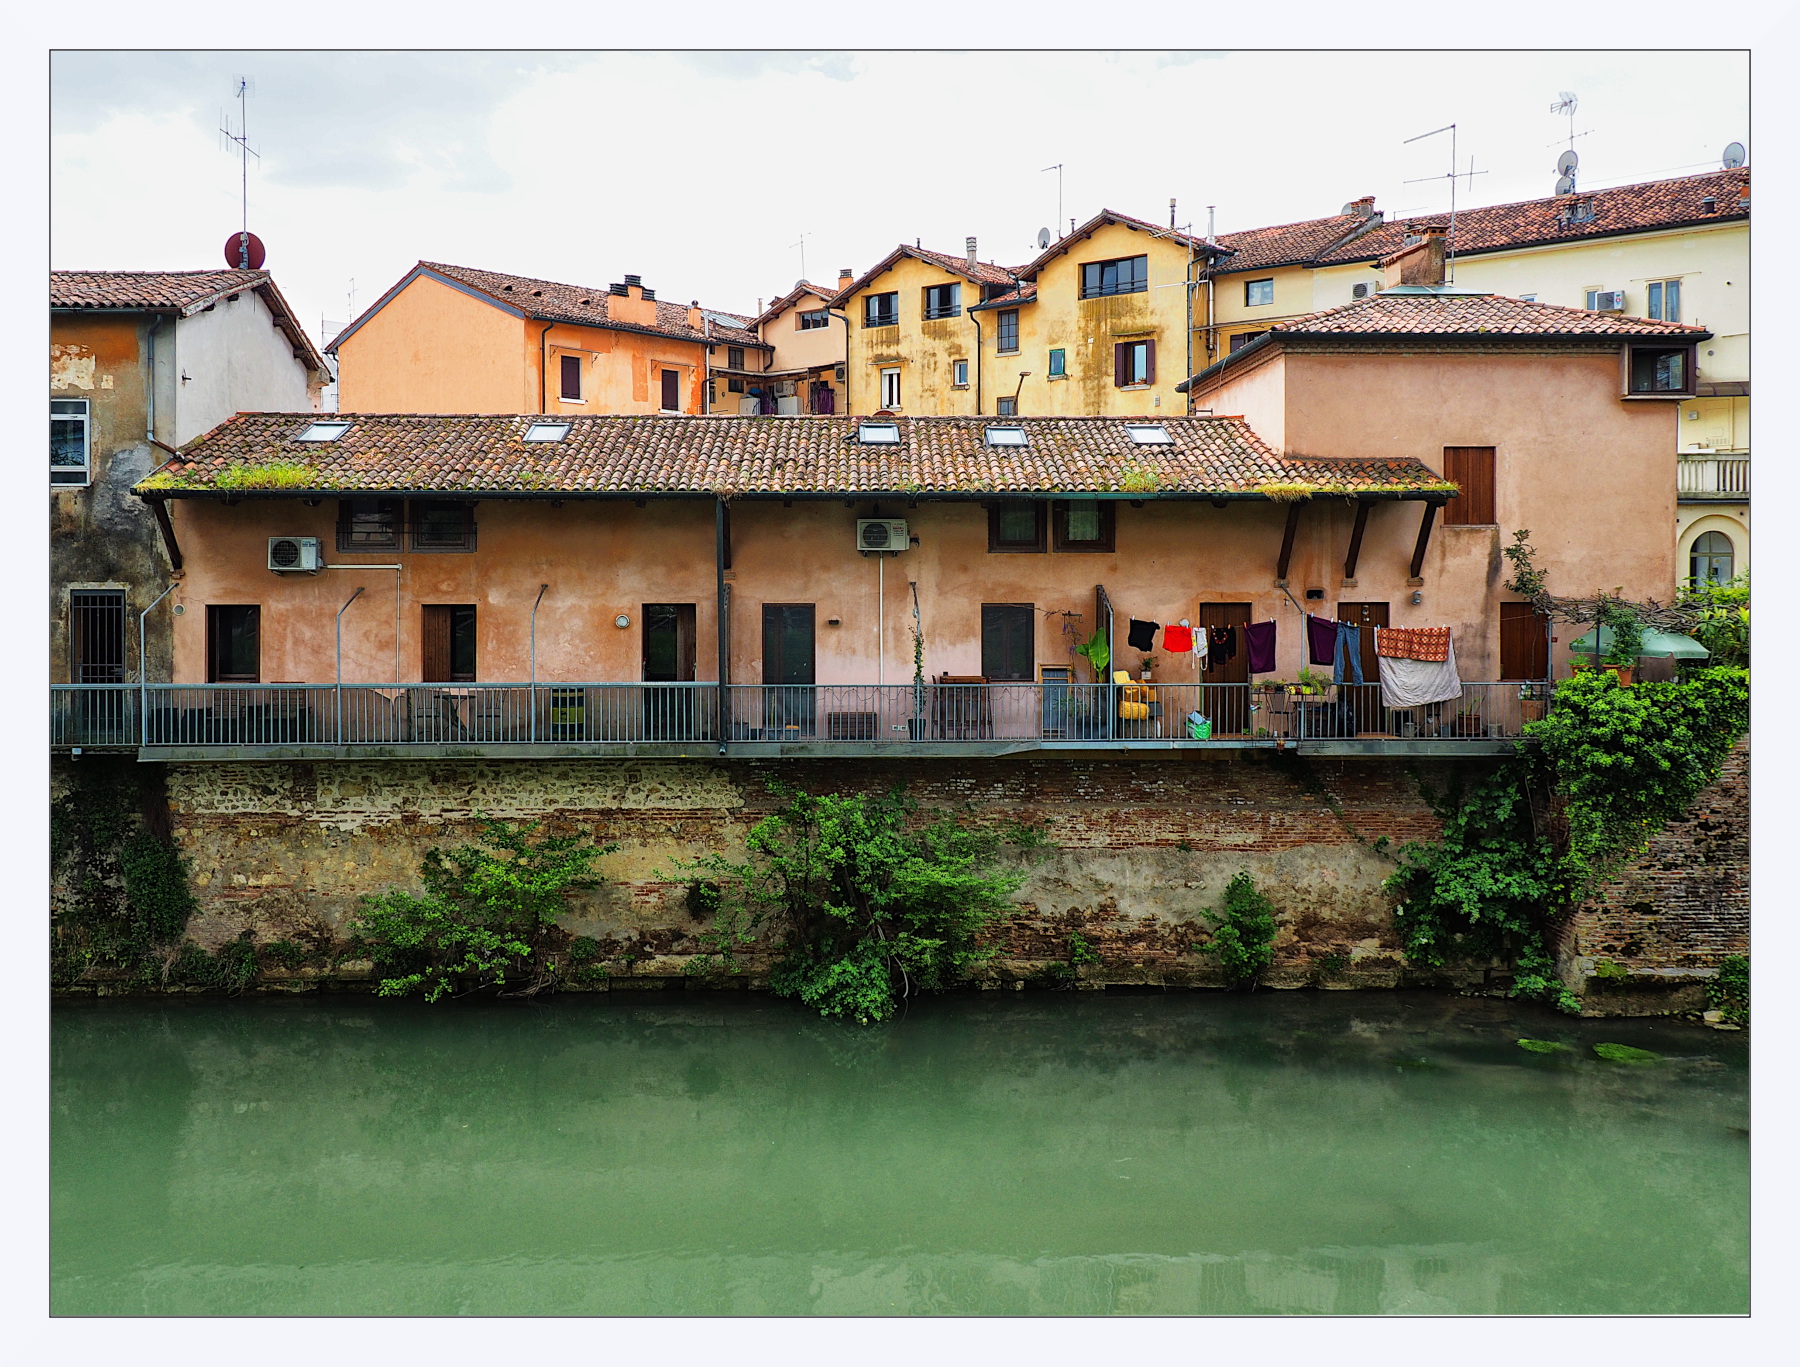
772, 380, 796, 397
268, 536, 322, 573
856, 519, 909, 552
1352, 282, 1372, 299
1591, 290, 1626, 312
835, 364, 847, 381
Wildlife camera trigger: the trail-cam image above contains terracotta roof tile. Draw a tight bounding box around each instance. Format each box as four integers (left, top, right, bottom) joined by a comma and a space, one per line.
141, 414, 1449, 500
830, 245, 1022, 305
1266, 290, 1710, 338
1015, 209, 1233, 279
1212, 213, 1377, 273
51, 269, 328, 375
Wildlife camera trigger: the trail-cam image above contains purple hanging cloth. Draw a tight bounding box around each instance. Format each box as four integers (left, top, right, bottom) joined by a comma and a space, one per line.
1306, 613, 1337, 666
1244, 620, 1277, 675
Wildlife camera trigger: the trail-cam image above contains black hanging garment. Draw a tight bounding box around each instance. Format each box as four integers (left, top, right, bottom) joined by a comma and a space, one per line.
1205, 625, 1236, 672
1127, 618, 1158, 652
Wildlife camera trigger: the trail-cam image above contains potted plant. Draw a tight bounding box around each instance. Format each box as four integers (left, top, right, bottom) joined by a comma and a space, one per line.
1075, 629, 1110, 682
908, 584, 929, 739
1294, 666, 1328, 697
1137, 653, 1157, 682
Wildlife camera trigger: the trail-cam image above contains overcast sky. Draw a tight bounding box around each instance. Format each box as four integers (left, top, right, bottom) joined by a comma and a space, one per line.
52, 49, 1749, 345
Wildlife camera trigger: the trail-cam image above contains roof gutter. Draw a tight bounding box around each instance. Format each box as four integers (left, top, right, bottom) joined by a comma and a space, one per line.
134, 486, 1448, 506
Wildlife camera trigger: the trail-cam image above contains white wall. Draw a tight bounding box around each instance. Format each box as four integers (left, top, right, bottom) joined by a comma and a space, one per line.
171, 290, 319, 444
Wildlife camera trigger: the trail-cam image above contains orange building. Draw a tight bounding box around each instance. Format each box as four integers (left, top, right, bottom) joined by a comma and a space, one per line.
329, 262, 770, 417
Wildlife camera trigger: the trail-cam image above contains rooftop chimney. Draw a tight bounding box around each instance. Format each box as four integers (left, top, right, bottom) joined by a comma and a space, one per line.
1701, 196, 1717, 213
838, 267, 854, 291
609, 275, 657, 326
687, 300, 703, 330
1351, 195, 1376, 219
623, 274, 642, 287
966, 237, 977, 268
1380, 222, 1448, 289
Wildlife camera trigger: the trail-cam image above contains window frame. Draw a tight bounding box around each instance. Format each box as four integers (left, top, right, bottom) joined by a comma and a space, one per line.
1688, 531, 1734, 585
1244, 278, 1276, 307
865, 292, 899, 328
952, 358, 969, 388
1623, 344, 1696, 398
727, 376, 746, 394
660, 367, 682, 412
206, 604, 261, 683
879, 367, 902, 410
995, 397, 1018, 417
70, 588, 128, 684
1114, 339, 1155, 388
558, 354, 583, 402
1079, 255, 1149, 299
1052, 498, 1116, 553
336, 497, 404, 552
1047, 347, 1066, 378
987, 500, 1047, 553
796, 309, 830, 331
51, 397, 91, 487
923, 282, 962, 320
409, 500, 478, 553
995, 309, 1020, 354
728, 346, 745, 369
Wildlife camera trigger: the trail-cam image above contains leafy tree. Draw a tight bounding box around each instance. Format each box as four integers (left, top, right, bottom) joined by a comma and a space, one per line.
1680, 575, 1749, 669
1200, 872, 1278, 987
349, 819, 613, 1001
681, 785, 1025, 1024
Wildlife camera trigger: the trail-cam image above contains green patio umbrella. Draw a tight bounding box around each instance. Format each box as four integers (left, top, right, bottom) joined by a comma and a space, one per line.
1566, 624, 1710, 659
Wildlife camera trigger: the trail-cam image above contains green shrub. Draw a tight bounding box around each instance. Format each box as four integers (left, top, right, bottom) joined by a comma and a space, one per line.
1200, 872, 1278, 987
1708, 954, 1748, 1025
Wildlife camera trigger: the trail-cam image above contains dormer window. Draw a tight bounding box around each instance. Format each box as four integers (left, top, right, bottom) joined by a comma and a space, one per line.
295, 420, 351, 442
1125, 424, 1172, 445
1626, 345, 1695, 397
524, 422, 571, 443
985, 426, 1027, 447
857, 422, 901, 444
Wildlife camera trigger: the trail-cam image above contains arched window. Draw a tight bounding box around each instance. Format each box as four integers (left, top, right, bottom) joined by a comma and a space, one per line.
1689, 530, 1735, 585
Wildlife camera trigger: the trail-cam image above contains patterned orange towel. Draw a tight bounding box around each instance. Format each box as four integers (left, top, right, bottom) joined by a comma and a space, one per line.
1376, 627, 1452, 662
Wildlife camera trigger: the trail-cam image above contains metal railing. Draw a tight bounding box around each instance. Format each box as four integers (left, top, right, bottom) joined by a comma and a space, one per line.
1677, 456, 1750, 496
50, 680, 1547, 750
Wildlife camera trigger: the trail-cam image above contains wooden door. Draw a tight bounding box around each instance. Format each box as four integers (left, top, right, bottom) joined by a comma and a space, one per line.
762, 603, 815, 734
1336, 601, 1389, 734
1197, 601, 1250, 734
423, 605, 477, 683
643, 604, 698, 739
980, 604, 1035, 681
1500, 602, 1549, 680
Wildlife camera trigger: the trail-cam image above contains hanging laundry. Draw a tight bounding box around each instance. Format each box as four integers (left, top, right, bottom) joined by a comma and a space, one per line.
1378, 631, 1462, 707
1243, 620, 1277, 675
1205, 625, 1235, 672
1375, 625, 1452, 663
1127, 618, 1158, 652
1333, 621, 1364, 685
1162, 623, 1194, 654
1306, 613, 1337, 666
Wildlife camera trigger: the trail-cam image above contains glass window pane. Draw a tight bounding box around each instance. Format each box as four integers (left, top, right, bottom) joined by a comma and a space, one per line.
1065, 499, 1101, 541
51, 420, 85, 466
1666, 280, 1680, 323
998, 502, 1036, 541
1646, 282, 1662, 320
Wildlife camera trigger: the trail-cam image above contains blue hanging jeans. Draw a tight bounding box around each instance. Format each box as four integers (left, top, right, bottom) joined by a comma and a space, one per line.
1333, 622, 1364, 685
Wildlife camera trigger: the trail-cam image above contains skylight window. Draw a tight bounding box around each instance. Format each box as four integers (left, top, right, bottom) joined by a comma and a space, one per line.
857, 422, 901, 445
985, 426, 1027, 447
524, 422, 571, 443
1125, 424, 1172, 445
295, 420, 352, 442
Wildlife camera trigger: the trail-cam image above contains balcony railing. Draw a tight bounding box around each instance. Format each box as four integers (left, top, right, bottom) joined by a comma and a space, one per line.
51, 681, 1547, 753
1678, 456, 1750, 497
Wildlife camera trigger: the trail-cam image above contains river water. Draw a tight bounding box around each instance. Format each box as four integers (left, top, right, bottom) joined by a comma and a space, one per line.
52, 991, 1747, 1316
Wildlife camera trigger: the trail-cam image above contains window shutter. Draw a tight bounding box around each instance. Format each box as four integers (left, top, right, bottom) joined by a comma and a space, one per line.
1114, 343, 1127, 388
1143, 339, 1156, 385
1442, 447, 1496, 525
422, 606, 451, 683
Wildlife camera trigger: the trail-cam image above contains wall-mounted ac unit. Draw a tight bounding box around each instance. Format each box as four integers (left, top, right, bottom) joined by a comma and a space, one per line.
772, 380, 796, 397
1352, 282, 1372, 299
268, 536, 322, 573
856, 519, 909, 552
835, 364, 847, 381
1591, 290, 1626, 312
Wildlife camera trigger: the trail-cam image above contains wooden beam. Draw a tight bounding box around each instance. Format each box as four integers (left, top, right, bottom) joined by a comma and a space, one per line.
1274, 502, 1302, 582
1409, 501, 1440, 580
1343, 499, 1372, 580
147, 497, 183, 572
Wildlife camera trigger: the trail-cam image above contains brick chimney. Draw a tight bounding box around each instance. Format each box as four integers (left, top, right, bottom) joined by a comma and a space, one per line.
838, 267, 854, 293
1349, 195, 1376, 219
687, 299, 703, 330
607, 275, 658, 326
1380, 222, 1448, 289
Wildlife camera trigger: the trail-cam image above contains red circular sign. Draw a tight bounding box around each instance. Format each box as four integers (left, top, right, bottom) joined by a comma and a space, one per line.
223, 231, 266, 270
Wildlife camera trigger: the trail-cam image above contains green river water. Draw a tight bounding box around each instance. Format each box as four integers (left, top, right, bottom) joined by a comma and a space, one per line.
52, 991, 1747, 1316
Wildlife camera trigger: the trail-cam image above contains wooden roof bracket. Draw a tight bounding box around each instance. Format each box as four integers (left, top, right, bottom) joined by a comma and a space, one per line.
146, 495, 184, 573
1408, 499, 1442, 582
1274, 502, 1303, 583
1343, 498, 1373, 581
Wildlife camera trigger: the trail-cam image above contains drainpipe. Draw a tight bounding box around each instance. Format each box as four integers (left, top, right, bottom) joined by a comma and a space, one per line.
145, 320, 156, 444
538, 323, 554, 413
715, 499, 729, 754
335, 586, 365, 743
968, 309, 984, 415
530, 582, 549, 742
137, 580, 179, 747
702, 314, 713, 414
827, 308, 851, 413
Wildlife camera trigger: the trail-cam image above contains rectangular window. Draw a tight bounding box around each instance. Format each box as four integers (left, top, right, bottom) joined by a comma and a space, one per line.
880, 367, 901, 410
728, 346, 745, 369
558, 355, 582, 401
797, 309, 830, 330
952, 359, 969, 387
1229, 330, 1266, 353
422, 605, 477, 683
410, 501, 477, 552
996, 310, 1020, 353
1628, 347, 1691, 395
1245, 278, 1275, 307
987, 500, 1046, 553
995, 397, 1018, 417
1646, 281, 1681, 323
70, 589, 127, 684
1079, 255, 1148, 299
1053, 498, 1116, 553
336, 497, 402, 552
1441, 446, 1496, 526
206, 605, 260, 683
981, 604, 1036, 681
1047, 347, 1066, 377
1114, 339, 1155, 387
728, 376, 746, 394
924, 283, 961, 320
661, 368, 681, 411
865, 292, 899, 327
51, 398, 90, 487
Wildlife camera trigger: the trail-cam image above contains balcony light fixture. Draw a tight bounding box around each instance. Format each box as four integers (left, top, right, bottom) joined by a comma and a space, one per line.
985, 426, 1027, 447
295, 420, 352, 442
524, 422, 572, 443
857, 422, 901, 445
1125, 423, 1172, 445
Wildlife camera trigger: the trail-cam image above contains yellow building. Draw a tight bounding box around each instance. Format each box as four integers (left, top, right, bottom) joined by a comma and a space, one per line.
1204, 170, 1750, 582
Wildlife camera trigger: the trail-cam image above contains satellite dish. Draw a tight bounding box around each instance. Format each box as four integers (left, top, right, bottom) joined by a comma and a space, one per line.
223, 230, 266, 270
1556, 150, 1579, 176
1555, 175, 1577, 196
1037, 227, 1052, 249
794, 278, 808, 290
1722, 141, 1746, 169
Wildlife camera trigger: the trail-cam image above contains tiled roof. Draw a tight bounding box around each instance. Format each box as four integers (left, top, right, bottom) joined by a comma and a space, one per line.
752, 282, 833, 327
338, 262, 766, 352
1211, 213, 1377, 274
139, 414, 1450, 500
968, 281, 1039, 310
51, 269, 328, 375
1016, 208, 1233, 279
830, 245, 1021, 305
1264, 290, 1711, 338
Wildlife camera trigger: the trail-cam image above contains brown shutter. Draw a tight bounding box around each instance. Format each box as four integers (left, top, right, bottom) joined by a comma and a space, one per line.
422, 605, 451, 683
1500, 602, 1549, 679
1442, 447, 1496, 525
1114, 342, 1127, 387
1143, 339, 1156, 385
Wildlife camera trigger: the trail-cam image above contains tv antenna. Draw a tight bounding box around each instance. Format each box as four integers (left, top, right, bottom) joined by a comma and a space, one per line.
1041, 163, 1063, 242
791, 231, 807, 281
1402, 123, 1485, 284
219, 76, 259, 239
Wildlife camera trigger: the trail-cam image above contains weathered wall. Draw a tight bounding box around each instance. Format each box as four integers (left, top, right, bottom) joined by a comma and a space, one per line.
1555, 737, 1749, 1016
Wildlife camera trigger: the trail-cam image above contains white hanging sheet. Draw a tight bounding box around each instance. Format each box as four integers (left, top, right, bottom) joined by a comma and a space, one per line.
1376, 629, 1463, 707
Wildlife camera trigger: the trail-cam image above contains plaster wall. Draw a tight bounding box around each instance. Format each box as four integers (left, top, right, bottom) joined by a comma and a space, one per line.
170, 291, 322, 443
762, 287, 845, 373
845, 255, 985, 416
336, 275, 533, 414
